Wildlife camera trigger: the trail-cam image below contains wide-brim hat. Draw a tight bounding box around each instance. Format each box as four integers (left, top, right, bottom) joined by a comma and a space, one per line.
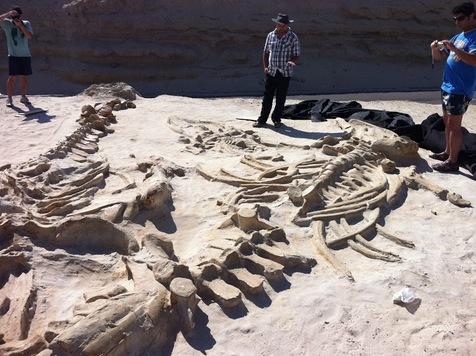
272, 13, 294, 24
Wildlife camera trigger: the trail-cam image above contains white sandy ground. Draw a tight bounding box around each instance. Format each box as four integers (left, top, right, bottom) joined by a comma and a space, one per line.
1, 92, 475, 355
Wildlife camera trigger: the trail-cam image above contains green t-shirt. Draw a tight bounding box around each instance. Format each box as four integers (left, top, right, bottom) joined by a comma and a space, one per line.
0, 19, 33, 57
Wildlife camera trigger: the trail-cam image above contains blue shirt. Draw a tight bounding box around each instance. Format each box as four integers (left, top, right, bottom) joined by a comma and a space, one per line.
0, 19, 33, 57
441, 29, 476, 98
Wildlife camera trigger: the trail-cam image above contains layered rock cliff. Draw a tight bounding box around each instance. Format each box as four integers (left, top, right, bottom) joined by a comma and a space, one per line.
0, 1, 457, 96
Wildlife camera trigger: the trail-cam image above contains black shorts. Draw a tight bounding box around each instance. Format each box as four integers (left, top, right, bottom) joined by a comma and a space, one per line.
441, 90, 471, 116
8, 56, 32, 76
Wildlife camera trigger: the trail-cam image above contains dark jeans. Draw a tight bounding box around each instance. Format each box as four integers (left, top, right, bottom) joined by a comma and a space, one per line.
258, 71, 291, 123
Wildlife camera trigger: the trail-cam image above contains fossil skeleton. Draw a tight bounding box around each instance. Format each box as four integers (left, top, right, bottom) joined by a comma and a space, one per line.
0, 111, 471, 354
195, 118, 471, 282
0, 105, 317, 355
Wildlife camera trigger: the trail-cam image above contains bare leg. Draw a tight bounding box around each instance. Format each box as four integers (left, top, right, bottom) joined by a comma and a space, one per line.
7, 76, 16, 103
442, 111, 450, 154
19, 76, 28, 97
447, 114, 463, 163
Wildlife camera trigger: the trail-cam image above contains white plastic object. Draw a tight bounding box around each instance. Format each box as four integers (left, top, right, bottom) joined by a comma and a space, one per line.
393, 287, 416, 304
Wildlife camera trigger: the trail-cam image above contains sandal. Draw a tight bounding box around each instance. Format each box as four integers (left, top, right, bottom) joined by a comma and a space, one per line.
429, 151, 449, 161
432, 160, 459, 172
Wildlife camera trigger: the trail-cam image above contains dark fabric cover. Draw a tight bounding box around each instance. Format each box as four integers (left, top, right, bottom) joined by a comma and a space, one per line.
282, 99, 362, 120
282, 98, 415, 129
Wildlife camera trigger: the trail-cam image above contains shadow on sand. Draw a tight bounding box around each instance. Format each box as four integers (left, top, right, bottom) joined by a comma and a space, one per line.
162, 307, 216, 355
10, 102, 55, 123
273, 122, 345, 140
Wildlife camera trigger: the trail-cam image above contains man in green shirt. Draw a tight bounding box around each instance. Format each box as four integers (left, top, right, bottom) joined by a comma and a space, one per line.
0, 6, 33, 107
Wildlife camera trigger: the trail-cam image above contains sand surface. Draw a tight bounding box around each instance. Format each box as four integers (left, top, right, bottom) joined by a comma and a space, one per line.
1, 92, 475, 355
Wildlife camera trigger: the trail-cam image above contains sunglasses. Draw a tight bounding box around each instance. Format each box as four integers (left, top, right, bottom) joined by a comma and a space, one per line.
453, 15, 467, 22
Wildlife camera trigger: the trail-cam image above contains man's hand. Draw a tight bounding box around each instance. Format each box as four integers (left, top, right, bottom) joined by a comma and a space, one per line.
441, 40, 463, 61
287, 61, 296, 67
0, 9, 17, 21
431, 39, 449, 62
438, 39, 476, 66
10, 15, 33, 39
264, 67, 269, 74
442, 40, 457, 52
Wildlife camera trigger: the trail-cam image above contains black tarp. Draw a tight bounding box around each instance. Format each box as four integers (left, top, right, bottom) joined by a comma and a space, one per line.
283, 99, 415, 128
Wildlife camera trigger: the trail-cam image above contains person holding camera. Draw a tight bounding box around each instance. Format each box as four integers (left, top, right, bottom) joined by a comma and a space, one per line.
253, 13, 300, 129
0, 6, 33, 107
430, 2, 476, 172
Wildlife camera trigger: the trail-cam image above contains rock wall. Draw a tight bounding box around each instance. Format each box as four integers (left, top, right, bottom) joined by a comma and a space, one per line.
0, 0, 457, 96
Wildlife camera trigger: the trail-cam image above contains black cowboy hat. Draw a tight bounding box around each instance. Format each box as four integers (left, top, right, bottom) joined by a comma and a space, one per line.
272, 13, 294, 24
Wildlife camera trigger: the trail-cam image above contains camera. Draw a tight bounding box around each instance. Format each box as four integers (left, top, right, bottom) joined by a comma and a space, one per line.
437, 41, 446, 50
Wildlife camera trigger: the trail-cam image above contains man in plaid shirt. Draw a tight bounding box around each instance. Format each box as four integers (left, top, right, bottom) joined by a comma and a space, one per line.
254, 13, 300, 128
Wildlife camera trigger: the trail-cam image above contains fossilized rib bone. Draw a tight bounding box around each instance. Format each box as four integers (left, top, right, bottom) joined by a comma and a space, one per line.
311, 221, 354, 281
199, 154, 326, 213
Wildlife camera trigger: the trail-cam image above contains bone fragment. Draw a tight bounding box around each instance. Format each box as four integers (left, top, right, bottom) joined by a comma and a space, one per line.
311, 221, 354, 281
231, 207, 275, 233
170, 278, 199, 334
447, 192, 472, 208
348, 236, 401, 262
376, 224, 415, 248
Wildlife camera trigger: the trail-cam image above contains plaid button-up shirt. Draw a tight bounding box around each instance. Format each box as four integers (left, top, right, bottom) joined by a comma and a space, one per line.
263, 28, 300, 77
